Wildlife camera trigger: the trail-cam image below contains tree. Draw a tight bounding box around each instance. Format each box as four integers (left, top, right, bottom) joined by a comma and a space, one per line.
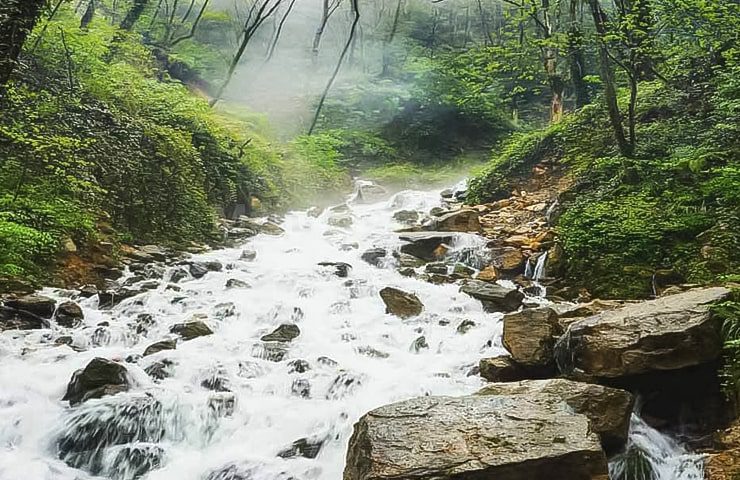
120, 0, 150, 31
309, 0, 360, 135
588, 0, 632, 157
312, 0, 343, 63
566, 0, 589, 108
210, 0, 283, 107
0, 0, 47, 95
381, 0, 403, 77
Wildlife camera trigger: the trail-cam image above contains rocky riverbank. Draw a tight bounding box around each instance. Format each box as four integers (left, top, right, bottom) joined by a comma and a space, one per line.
0, 181, 736, 480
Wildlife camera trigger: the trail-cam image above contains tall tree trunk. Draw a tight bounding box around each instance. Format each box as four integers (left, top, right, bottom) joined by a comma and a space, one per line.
476, 0, 493, 46
567, 0, 589, 107
380, 0, 402, 77
588, 0, 632, 157
312, 0, 329, 63
0, 0, 46, 94
309, 0, 360, 135
120, 0, 150, 31
265, 0, 296, 61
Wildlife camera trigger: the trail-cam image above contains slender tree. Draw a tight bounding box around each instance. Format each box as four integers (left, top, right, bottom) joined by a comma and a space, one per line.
210, 0, 283, 107
265, 0, 297, 61
120, 0, 150, 31
380, 0, 403, 77
567, 0, 589, 107
308, 0, 360, 135
312, 0, 343, 63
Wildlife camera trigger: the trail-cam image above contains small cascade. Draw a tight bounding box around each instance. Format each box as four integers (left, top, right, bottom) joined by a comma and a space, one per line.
609, 414, 705, 480
525, 251, 549, 297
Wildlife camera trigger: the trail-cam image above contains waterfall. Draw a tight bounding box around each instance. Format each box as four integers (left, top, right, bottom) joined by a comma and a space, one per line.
609, 414, 705, 480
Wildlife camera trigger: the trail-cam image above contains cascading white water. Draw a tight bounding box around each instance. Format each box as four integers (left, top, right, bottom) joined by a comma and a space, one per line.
0, 183, 704, 480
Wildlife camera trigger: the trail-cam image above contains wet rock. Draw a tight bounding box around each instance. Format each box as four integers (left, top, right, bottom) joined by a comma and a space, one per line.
260, 222, 285, 236
410, 336, 429, 352
188, 263, 209, 279
287, 359, 310, 374
4, 294, 56, 318
456, 319, 476, 334
261, 324, 300, 343
477, 379, 634, 451
429, 206, 446, 217
424, 262, 448, 274
98, 288, 143, 309
132, 313, 156, 335
106, 444, 165, 480
328, 213, 353, 228
277, 437, 325, 459
344, 395, 607, 480
318, 262, 352, 278
555, 287, 729, 378
357, 346, 390, 359
143, 339, 177, 357
291, 378, 311, 398
398, 232, 454, 261
55, 336, 74, 346
252, 342, 287, 362
169, 320, 213, 341
201, 375, 231, 393
225, 278, 251, 289
240, 249, 257, 261
317, 356, 338, 367
430, 208, 481, 233
479, 355, 533, 383
503, 307, 561, 369
476, 265, 498, 282
393, 210, 420, 224
440, 188, 454, 199
356, 183, 388, 203
54, 301, 84, 328
460, 280, 524, 312
79, 284, 98, 298
208, 392, 236, 417
169, 267, 190, 283
326, 371, 363, 399
379, 287, 423, 318
307, 206, 324, 218
394, 252, 426, 268
361, 248, 388, 267
62, 358, 130, 406
340, 242, 359, 251
0, 306, 49, 331
57, 395, 166, 473
145, 359, 174, 380
452, 263, 475, 277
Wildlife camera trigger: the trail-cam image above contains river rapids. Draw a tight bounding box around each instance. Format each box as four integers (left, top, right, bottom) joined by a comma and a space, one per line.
0, 183, 704, 480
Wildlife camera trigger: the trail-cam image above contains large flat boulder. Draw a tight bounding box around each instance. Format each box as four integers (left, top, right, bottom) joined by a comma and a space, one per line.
477, 379, 634, 452
555, 287, 730, 378
344, 395, 608, 480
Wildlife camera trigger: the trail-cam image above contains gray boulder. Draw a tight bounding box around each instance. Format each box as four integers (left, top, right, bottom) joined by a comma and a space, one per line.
169, 320, 213, 341
460, 280, 524, 312
261, 324, 300, 343
0, 306, 49, 331
4, 294, 56, 318
62, 358, 130, 406
555, 287, 729, 378
344, 395, 608, 480
477, 379, 634, 452
398, 232, 455, 261
55, 301, 84, 328
430, 208, 481, 233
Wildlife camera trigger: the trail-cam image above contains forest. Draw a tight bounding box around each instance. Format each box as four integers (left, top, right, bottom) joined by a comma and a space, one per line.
0, 0, 739, 479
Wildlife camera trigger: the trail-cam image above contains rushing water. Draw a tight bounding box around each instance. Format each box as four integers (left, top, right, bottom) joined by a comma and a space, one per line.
0, 184, 703, 480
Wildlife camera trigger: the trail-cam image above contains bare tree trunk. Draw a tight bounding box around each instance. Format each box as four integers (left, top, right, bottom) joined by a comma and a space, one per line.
380, 0, 402, 77
312, 0, 341, 64
170, 0, 211, 47
308, 0, 360, 135
265, 0, 296, 61
0, 0, 46, 95
588, 0, 632, 157
210, 0, 283, 107
567, 0, 589, 107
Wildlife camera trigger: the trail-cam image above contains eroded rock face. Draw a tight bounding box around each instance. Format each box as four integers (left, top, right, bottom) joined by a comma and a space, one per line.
555, 287, 730, 378
477, 379, 634, 452
503, 307, 561, 369
344, 395, 608, 480
379, 287, 423, 318
460, 280, 524, 312
62, 358, 130, 406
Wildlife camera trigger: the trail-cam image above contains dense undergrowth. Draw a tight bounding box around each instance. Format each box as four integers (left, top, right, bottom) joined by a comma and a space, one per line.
469, 68, 740, 299
0, 10, 351, 283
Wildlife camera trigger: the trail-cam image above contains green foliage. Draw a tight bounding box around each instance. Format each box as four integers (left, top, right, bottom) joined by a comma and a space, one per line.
714, 290, 740, 403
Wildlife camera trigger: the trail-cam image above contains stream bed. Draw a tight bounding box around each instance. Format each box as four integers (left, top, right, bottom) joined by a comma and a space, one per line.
0, 184, 704, 479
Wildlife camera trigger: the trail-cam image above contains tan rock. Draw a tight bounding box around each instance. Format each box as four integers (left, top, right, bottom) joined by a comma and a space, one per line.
433, 208, 481, 232
503, 307, 561, 368
476, 265, 498, 282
